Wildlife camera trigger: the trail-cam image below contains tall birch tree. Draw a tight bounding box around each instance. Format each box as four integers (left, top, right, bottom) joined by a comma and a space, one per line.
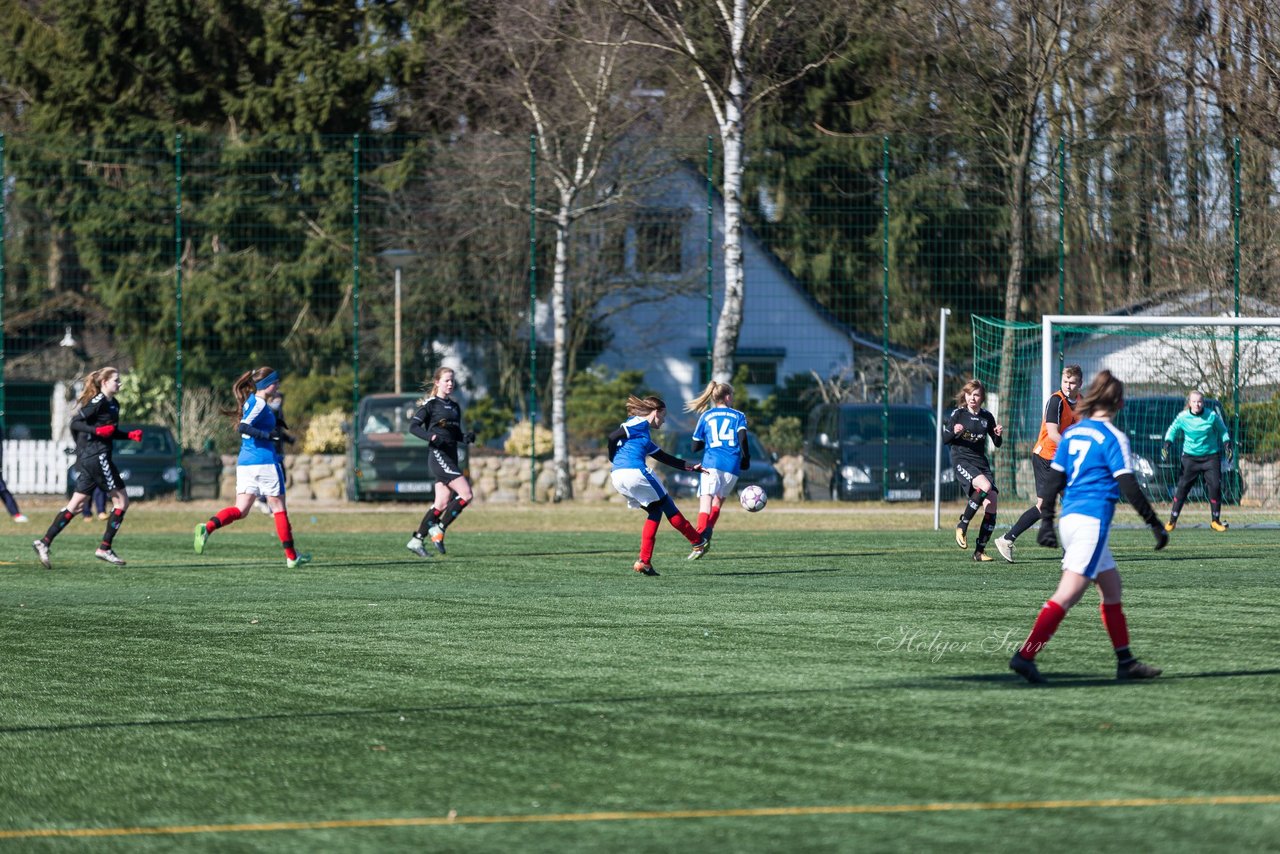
615, 0, 852, 382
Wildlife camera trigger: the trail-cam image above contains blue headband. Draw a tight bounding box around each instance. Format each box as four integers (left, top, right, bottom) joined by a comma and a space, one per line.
255, 371, 280, 390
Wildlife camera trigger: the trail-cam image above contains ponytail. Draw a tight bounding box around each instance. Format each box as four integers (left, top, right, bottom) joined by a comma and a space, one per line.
684, 381, 733, 414
76, 367, 119, 407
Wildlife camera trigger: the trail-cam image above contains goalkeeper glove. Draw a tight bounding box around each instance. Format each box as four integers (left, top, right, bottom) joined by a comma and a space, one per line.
1160, 441, 1172, 462
127, 429, 143, 442
94, 425, 116, 438
1225, 442, 1234, 463
462, 431, 476, 444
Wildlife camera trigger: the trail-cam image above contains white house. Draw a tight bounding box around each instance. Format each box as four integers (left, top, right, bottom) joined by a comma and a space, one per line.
591, 164, 917, 422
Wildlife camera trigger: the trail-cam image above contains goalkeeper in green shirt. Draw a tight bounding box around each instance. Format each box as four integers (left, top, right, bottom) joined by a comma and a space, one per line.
1162, 390, 1232, 532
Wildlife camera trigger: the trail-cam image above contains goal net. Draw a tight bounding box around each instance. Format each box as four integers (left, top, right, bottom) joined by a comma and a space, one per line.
971, 315, 1280, 511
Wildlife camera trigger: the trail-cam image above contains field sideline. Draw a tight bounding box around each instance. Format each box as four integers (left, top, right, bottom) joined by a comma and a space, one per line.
2, 502, 1278, 851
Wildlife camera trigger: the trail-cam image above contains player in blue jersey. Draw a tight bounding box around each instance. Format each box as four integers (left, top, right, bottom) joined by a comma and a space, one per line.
193, 367, 310, 568
1009, 370, 1167, 685
683, 381, 750, 554
607, 395, 709, 576
255, 390, 295, 516
32, 366, 142, 569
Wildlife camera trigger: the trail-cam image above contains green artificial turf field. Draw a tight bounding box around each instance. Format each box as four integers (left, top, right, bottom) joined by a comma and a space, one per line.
1, 503, 1278, 851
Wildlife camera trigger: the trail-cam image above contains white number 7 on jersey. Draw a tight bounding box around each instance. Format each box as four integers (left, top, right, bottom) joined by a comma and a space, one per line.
1067, 437, 1092, 483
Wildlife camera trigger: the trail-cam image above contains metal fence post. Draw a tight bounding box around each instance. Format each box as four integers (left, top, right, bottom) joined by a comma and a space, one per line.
352, 133, 362, 501
528, 133, 538, 502
174, 133, 185, 495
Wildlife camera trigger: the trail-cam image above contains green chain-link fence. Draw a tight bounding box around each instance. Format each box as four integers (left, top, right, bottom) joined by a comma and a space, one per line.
3, 131, 1275, 500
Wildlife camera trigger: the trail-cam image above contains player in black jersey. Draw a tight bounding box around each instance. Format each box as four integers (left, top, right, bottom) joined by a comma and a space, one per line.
32, 367, 142, 569
405, 367, 475, 557
942, 379, 1004, 562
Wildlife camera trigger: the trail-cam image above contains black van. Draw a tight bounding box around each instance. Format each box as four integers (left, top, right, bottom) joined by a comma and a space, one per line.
802, 403, 956, 501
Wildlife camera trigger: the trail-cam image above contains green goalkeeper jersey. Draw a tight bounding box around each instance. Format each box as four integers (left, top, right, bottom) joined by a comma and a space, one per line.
1163, 409, 1230, 456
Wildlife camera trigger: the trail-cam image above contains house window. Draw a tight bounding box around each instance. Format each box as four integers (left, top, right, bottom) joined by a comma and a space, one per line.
693, 349, 785, 388
634, 210, 685, 274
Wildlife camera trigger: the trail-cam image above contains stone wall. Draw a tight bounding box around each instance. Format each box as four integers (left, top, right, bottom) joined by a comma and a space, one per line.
218, 454, 348, 502
231, 452, 1280, 506
236, 452, 808, 502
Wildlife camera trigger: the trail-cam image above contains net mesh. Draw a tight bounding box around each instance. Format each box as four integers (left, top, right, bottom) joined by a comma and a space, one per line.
973, 316, 1280, 508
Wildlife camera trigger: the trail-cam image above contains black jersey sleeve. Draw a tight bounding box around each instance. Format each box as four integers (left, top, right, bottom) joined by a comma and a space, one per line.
987, 411, 1002, 448
650, 448, 692, 471
69, 399, 101, 437
409, 405, 431, 443
1043, 394, 1065, 426
941, 409, 960, 445
606, 426, 627, 462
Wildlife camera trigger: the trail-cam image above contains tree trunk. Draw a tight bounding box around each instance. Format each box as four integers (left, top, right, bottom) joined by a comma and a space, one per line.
551, 201, 574, 501
711, 8, 748, 384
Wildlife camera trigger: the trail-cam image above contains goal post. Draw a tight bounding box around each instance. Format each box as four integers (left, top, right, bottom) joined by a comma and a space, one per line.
1040, 315, 1280, 418
1036, 315, 1280, 512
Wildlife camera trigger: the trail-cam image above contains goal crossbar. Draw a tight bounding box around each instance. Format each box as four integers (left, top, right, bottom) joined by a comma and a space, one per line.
1041, 315, 1280, 404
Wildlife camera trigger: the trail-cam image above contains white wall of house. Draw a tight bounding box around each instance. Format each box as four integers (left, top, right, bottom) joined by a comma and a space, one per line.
594, 166, 855, 422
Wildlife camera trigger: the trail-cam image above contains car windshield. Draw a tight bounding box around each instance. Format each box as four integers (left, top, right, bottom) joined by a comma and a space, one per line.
840, 408, 936, 443
361, 399, 419, 434
115, 429, 175, 456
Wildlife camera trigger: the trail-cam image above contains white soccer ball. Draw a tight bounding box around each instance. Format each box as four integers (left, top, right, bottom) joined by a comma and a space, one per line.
739, 484, 767, 512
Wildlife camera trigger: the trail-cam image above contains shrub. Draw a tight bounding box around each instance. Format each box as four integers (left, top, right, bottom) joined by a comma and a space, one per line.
760, 415, 803, 455
566, 367, 647, 450
466, 396, 514, 445
504, 423, 554, 458
302, 409, 348, 454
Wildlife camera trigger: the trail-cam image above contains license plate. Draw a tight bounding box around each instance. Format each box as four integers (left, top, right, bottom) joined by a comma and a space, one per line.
125, 485, 146, 498
886, 489, 921, 501
395, 482, 434, 493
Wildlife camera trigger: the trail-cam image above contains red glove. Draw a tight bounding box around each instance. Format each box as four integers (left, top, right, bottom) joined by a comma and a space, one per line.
128, 430, 143, 442
94, 425, 116, 438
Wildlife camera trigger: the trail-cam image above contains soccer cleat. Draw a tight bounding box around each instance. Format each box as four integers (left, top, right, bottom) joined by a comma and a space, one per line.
955, 526, 968, 549
1117, 659, 1162, 680
193, 523, 210, 555
94, 548, 126, 566
1009, 653, 1048, 684
687, 537, 711, 560
1164, 521, 1176, 532
97, 512, 109, 521
286, 553, 313, 569
1210, 520, 1229, 532
12, 514, 28, 523
406, 535, 430, 558
428, 523, 446, 555
32, 539, 51, 569
632, 560, 659, 576
994, 535, 1015, 564
972, 550, 993, 562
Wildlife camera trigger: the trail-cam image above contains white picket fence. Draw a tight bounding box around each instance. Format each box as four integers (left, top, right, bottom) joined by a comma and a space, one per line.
3, 440, 73, 494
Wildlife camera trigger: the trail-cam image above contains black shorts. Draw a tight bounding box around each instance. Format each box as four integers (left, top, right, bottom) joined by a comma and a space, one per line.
73, 453, 123, 494
428, 447, 464, 484
954, 459, 995, 492
1032, 455, 1058, 498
